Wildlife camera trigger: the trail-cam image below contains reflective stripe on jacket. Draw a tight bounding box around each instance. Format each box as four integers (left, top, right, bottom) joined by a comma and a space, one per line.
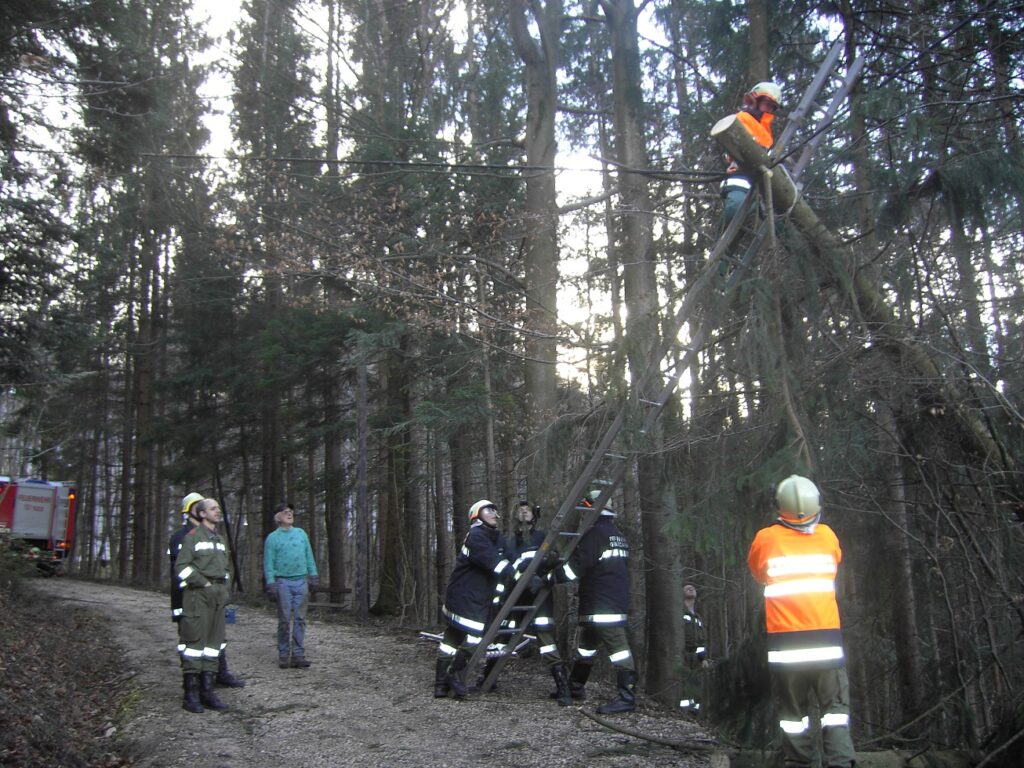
567, 514, 630, 627
747, 522, 844, 668
174, 524, 230, 590
442, 522, 510, 630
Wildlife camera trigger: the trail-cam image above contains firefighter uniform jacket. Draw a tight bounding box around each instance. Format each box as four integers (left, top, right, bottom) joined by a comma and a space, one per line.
510, 527, 555, 630
168, 521, 195, 622
682, 606, 707, 664
175, 523, 231, 589
747, 521, 844, 669
443, 522, 511, 636
562, 513, 629, 628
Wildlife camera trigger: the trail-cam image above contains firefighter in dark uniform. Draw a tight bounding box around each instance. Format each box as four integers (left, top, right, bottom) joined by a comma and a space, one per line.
508, 501, 572, 706
434, 499, 513, 700
174, 497, 232, 713
679, 583, 708, 714
169, 493, 204, 627
168, 493, 244, 689
555, 490, 637, 714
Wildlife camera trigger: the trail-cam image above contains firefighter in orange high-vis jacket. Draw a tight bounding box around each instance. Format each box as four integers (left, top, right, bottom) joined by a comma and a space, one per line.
747, 475, 857, 768
719, 82, 782, 274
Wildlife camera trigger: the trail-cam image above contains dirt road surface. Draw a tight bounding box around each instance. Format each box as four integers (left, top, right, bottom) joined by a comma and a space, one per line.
33, 579, 717, 768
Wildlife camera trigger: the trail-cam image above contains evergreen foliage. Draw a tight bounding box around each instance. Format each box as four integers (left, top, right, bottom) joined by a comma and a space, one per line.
1, 0, 1022, 759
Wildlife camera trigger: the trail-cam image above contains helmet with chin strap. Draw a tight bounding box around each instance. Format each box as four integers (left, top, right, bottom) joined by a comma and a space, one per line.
747, 81, 782, 107
775, 475, 820, 526
468, 499, 498, 522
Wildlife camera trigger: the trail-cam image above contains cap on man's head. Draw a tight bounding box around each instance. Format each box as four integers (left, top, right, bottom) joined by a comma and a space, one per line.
181, 492, 204, 518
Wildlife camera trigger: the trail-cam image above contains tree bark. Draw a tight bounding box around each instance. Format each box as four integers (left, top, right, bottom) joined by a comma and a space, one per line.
354, 359, 370, 619
602, 0, 683, 708
509, 0, 562, 512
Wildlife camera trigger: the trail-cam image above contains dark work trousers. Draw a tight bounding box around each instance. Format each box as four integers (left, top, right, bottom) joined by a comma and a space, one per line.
179, 582, 228, 674
574, 624, 634, 672
771, 665, 856, 768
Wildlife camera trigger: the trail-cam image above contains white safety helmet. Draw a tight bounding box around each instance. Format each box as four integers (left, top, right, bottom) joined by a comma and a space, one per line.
468, 499, 498, 522
748, 81, 782, 107
584, 490, 614, 515
775, 475, 820, 526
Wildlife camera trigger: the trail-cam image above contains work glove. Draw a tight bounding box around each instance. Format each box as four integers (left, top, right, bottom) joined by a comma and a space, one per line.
308, 575, 319, 590
526, 575, 545, 595
537, 548, 561, 576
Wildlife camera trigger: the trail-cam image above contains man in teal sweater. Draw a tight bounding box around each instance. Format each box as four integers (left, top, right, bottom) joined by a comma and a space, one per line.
264, 503, 319, 668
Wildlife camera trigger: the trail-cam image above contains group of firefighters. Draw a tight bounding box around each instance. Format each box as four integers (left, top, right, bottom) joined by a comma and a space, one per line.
162, 81, 855, 768
434, 493, 638, 714
436, 473, 856, 768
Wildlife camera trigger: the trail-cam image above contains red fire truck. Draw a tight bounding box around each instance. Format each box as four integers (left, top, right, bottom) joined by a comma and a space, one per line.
0, 477, 78, 573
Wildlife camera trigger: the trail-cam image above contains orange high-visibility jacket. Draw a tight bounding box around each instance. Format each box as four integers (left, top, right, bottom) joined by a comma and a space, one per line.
737, 109, 774, 149
747, 522, 845, 668
724, 110, 775, 181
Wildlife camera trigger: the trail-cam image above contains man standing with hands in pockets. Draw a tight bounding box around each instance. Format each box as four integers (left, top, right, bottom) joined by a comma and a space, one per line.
265, 503, 319, 669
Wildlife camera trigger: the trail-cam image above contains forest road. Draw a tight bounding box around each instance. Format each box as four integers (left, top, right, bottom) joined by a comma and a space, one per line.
35, 579, 714, 768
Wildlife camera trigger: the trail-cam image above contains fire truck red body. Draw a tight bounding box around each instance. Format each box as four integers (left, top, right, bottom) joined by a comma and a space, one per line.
0, 477, 78, 564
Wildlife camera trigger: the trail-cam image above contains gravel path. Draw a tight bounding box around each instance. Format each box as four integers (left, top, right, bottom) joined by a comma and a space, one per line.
34, 579, 717, 768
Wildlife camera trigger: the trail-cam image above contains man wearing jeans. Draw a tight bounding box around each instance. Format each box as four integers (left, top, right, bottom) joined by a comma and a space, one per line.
264, 503, 319, 669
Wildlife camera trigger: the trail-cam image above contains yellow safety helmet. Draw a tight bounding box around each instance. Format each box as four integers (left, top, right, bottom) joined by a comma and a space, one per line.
181, 492, 204, 518
748, 81, 782, 107
775, 475, 820, 525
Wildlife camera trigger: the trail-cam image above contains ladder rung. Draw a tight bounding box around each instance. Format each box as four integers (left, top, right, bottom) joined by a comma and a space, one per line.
593, 478, 614, 486
605, 453, 627, 460
560, 531, 581, 538
639, 398, 661, 406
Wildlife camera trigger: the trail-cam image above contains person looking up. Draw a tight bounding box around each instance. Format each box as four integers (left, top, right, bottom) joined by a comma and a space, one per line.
264, 502, 319, 669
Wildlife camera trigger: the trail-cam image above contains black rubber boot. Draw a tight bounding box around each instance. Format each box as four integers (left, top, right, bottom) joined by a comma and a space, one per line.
216, 651, 245, 688
433, 659, 451, 698
446, 650, 470, 700
199, 671, 229, 711
567, 661, 591, 700
596, 669, 636, 714
182, 673, 204, 713
472, 658, 499, 693
551, 662, 573, 707
291, 656, 312, 668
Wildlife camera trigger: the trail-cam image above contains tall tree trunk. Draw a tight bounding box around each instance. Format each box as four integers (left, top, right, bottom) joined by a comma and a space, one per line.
601, 0, 683, 707
432, 432, 451, 621
882, 405, 925, 725
354, 359, 370, 619
372, 342, 412, 615
324, 375, 346, 602
118, 263, 136, 580
746, 0, 769, 83
449, 428, 472, 547
510, 0, 562, 512
131, 233, 158, 585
